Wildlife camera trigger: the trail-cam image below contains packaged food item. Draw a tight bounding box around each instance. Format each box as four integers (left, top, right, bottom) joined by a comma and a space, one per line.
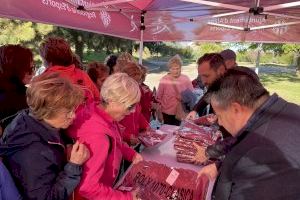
173, 120, 222, 165
138, 129, 168, 147
116, 161, 209, 200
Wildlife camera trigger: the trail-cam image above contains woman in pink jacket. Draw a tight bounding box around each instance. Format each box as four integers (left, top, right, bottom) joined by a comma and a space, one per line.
156, 55, 193, 125
68, 73, 142, 200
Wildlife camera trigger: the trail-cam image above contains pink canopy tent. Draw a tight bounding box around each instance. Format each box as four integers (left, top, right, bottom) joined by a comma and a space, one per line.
0, 0, 299, 62
0, 0, 299, 42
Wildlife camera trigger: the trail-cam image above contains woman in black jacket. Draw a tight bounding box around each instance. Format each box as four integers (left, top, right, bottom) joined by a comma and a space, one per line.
0, 73, 90, 200
0, 44, 34, 133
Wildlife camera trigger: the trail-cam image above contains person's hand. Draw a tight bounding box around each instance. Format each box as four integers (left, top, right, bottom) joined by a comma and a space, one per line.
131, 189, 140, 200
193, 142, 208, 164
132, 153, 143, 165
186, 111, 197, 120
183, 142, 208, 165
175, 95, 181, 102
207, 114, 217, 124
198, 163, 218, 180
69, 141, 90, 165
130, 136, 140, 146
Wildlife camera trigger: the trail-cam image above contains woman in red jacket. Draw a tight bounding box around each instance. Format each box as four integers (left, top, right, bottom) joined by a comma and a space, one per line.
119, 62, 149, 146
68, 73, 143, 200
39, 37, 100, 102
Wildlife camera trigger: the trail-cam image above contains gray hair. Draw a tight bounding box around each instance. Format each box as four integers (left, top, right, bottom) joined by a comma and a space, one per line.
206, 68, 269, 109
167, 54, 182, 68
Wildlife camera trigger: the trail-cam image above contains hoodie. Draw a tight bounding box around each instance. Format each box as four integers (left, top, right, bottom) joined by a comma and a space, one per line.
0, 110, 82, 200
43, 64, 100, 102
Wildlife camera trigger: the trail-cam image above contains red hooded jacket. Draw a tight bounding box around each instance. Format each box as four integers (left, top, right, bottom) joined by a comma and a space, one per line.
119, 103, 149, 146
43, 65, 100, 101
140, 83, 153, 122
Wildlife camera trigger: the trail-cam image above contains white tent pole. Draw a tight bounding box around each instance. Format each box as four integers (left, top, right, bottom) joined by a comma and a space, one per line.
263, 12, 300, 20
255, 43, 262, 75
264, 1, 300, 11
207, 22, 245, 30
251, 21, 300, 30
181, 0, 248, 11
139, 30, 144, 65
139, 11, 146, 65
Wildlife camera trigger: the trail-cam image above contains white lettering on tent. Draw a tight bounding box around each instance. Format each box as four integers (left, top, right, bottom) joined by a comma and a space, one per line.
130, 15, 138, 32
69, 0, 94, 7
41, 0, 96, 20
100, 7, 111, 28
151, 17, 171, 35
208, 16, 267, 32
272, 20, 288, 35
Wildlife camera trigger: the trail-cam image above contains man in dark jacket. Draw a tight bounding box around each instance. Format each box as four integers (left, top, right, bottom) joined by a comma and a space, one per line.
199, 68, 300, 199
186, 53, 226, 119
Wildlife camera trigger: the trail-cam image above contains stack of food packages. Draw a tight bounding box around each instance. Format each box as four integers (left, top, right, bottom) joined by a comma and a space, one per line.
173, 115, 222, 164
116, 160, 209, 200
138, 129, 168, 147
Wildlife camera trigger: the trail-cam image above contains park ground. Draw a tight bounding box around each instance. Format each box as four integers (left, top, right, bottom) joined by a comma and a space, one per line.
143, 61, 300, 105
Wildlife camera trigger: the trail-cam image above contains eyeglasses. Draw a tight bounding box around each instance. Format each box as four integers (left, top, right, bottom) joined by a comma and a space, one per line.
60, 108, 76, 118
125, 103, 136, 112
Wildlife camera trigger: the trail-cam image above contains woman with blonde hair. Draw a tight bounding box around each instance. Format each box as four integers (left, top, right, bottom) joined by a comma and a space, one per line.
156, 54, 193, 125
68, 73, 143, 200
0, 73, 90, 200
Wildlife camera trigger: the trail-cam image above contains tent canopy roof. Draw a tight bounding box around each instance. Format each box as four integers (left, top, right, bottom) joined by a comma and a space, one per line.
0, 0, 299, 43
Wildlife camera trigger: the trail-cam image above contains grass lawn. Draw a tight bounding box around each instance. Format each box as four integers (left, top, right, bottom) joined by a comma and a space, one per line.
260, 73, 300, 105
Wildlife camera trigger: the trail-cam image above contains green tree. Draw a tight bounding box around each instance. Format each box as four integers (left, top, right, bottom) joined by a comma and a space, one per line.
0, 19, 36, 44
283, 44, 300, 69
249, 43, 284, 56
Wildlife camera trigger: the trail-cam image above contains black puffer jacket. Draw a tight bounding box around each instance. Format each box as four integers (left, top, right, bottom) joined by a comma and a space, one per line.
0, 110, 82, 200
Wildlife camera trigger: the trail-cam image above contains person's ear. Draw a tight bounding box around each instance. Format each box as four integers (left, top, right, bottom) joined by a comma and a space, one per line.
231, 102, 243, 114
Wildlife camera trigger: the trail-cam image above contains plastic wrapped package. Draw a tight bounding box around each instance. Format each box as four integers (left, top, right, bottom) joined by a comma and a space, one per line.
193, 114, 216, 126
138, 129, 168, 147
116, 161, 209, 200
173, 120, 222, 165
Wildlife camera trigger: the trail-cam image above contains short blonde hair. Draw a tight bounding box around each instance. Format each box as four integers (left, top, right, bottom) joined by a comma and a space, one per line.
101, 73, 141, 108
27, 73, 84, 120
167, 54, 182, 68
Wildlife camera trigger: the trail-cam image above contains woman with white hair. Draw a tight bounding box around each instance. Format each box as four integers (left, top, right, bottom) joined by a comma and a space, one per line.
156, 55, 193, 125
68, 73, 143, 200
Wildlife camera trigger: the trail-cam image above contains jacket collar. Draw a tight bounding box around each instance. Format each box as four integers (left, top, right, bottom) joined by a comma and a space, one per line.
45, 64, 76, 73
235, 93, 286, 141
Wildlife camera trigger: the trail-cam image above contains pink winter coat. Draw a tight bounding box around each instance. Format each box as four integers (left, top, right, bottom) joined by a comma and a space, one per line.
156, 74, 193, 115
67, 103, 136, 200
119, 103, 149, 145
43, 64, 100, 101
